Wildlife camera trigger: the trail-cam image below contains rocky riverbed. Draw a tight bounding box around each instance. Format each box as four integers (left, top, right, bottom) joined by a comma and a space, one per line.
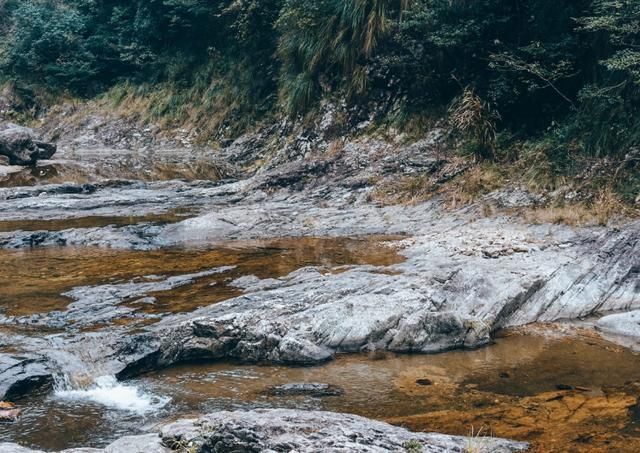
0, 118, 638, 452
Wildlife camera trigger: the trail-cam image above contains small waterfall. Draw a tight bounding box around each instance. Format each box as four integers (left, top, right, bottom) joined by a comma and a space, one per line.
46, 336, 170, 414
55, 375, 170, 414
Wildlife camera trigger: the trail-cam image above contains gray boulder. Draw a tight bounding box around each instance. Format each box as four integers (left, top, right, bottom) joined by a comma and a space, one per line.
160, 409, 528, 452
0, 124, 56, 165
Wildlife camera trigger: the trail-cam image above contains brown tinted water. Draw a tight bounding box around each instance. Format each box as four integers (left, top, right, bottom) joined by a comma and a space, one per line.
2, 329, 640, 451
0, 236, 403, 320
0, 209, 193, 232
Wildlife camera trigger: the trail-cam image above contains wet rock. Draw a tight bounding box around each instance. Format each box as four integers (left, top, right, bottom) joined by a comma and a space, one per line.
0, 445, 41, 453
104, 217, 639, 376
116, 268, 493, 374
597, 310, 640, 344
0, 124, 56, 166
0, 433, 168, 452
266, 383, 344, 397
0, 353, 53, 401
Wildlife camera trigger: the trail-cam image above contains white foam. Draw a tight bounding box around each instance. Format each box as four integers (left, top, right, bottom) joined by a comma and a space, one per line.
55, 375, 170, 414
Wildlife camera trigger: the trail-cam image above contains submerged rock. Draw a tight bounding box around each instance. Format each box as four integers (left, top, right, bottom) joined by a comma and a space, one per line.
266, 382, 344, 397
2, 266, 236, 329
0, 125, 56, 166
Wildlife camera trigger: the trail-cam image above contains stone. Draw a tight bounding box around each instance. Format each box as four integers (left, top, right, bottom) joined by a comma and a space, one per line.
160, 409, 528, 452
7, 266, 235, 329
266, 383, 344, 397
597, 310, 640, 340
0, 353, 53, 401
0, 124, 56, 166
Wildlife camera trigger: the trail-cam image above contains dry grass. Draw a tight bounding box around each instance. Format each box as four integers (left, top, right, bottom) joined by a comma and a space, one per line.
370, 174, 435, 205
523, 188, 632, 227
322, 139, 346, 160
445, 165, 505, 209
449, 88, 500, 159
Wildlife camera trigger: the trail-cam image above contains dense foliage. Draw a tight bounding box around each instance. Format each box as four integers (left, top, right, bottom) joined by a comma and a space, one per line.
0, 0, 638, 191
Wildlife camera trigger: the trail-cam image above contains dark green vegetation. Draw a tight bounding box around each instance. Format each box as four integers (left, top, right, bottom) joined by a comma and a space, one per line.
0, 0, 638, 201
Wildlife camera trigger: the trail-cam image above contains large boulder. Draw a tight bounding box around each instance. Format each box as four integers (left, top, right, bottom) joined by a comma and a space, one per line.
0, 124, 56, 166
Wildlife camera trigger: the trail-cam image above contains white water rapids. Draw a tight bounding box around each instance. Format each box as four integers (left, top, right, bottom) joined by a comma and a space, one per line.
54, 375, 170, 414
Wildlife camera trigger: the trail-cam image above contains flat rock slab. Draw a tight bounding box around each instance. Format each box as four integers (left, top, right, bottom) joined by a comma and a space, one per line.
597, 310, 640, 338
114, 219, 639, 376
0, 433, 167, 453
161, 409, 529, 452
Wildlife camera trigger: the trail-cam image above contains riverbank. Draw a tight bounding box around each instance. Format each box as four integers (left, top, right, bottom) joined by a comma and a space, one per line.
0, 117, 638, 451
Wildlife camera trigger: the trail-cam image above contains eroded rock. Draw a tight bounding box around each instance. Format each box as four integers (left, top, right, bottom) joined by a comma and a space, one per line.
0, 125, 56, 166
160, 409, 528, 452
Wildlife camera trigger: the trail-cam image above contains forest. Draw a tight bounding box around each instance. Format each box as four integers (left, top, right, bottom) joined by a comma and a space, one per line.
0, 0, 639, 200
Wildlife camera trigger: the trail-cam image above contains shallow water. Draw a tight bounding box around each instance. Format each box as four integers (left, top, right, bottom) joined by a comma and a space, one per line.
2, 330, 640, 451
0, 149, 228, 188
0, 236, 403, 321
0, 209, 193, 232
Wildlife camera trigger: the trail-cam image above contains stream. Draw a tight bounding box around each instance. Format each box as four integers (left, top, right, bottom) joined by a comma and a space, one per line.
1, 151, 640, 452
